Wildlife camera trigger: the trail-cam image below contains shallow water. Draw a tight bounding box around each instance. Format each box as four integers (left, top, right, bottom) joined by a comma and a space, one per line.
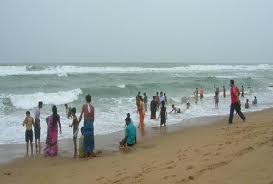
0, 63, 273, 144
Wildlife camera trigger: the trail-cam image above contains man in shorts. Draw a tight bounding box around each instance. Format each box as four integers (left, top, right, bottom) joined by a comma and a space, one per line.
23, 111, 34, 156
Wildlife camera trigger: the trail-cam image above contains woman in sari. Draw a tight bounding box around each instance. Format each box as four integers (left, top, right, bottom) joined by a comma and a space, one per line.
139, 96, 145, 128
45, 105, 62, 157
79, 94, 95, 157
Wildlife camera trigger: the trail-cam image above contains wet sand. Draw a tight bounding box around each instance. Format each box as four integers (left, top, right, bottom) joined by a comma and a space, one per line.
1, 109, 273, 184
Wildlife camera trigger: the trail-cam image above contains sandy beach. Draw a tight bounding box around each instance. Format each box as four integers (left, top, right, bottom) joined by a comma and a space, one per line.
1, 108, 273, 184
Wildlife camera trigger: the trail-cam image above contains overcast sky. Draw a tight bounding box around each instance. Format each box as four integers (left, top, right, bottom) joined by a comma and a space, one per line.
0, 0, 273, 64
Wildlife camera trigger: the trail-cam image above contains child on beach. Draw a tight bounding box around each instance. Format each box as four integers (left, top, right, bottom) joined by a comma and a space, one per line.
160, 101, 167, 127
79, 127, 85, 158
23, 111, 34, 156
69, 107, 79, 158
214, 92, 219, 108
34, 101, 42, 154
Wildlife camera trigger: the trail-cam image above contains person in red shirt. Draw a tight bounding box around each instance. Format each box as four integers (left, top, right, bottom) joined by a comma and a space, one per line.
229, 80, 246, 124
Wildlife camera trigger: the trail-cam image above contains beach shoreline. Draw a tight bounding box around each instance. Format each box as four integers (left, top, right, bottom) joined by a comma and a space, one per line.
1, 108, 273, 183
0, 112, 227, 164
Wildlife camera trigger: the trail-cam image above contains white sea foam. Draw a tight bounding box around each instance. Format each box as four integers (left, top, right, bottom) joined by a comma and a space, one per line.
8, 88, 82, 109
1, 89, 273, 144
117, 84, 126, 88
0, 64, 273, 76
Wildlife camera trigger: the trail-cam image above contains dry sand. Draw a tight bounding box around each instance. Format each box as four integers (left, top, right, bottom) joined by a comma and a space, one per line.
1, 108, 273, 184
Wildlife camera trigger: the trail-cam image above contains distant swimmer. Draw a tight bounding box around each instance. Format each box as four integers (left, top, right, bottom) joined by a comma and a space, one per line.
252, 96, 257, 105
241, 85, 245, 98
200, 87, 204, 99
170, 104, 181, 114
223, 86, 226, 98
245, 99, 250, 109
186, 101, 191, 109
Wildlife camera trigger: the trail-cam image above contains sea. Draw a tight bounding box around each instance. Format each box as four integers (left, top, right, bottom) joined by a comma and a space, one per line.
1, 63, 273, 144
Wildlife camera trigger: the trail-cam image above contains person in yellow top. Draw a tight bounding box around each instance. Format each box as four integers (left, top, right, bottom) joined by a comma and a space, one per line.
23, 111, 34, 156
139, 96, 145, 128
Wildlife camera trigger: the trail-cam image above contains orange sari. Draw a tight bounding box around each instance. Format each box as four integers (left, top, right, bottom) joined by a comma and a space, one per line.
139, 101, 145, 127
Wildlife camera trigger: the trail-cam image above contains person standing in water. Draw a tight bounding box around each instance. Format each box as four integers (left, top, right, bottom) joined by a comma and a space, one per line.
34, 101, 42, 154
136, 91, 141, 112
164, 93, 168, 104
159, 92, 165, 107
241, 85, 245, 97
214, 92, 219, 108
223, 86, 226, 98
252, 96, 257, 105
159, 101, 167, 127
229, 80, 246, 124
143, 93, 148, 112
194, 88, 198, 103
200, 87, 204, 99
150, 96, 157, 119
23, 111, 34, 156
69, 107, 79, 158
245, 99, 250, 109
138, 96, 145, 128
65, 104, 72, 119
79, 94, 95, 157
186, 101, 191, 109
156, 92, 160, 111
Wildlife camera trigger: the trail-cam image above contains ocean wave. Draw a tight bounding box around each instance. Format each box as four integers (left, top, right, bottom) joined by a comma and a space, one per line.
117, 84, 126, 88
0, 64, 273, 76
6, 88, 82, 109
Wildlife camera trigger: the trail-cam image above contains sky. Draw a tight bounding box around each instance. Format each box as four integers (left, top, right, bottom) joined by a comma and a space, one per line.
0, 0, 273, 64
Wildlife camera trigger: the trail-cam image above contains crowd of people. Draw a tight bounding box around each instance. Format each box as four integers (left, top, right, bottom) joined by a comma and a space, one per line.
23, 80, 259, 158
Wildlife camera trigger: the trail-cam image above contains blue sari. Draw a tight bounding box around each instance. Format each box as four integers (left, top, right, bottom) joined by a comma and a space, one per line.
84, 118, 94, 154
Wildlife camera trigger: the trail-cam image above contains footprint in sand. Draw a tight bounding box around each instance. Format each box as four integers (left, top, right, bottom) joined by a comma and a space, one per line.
186, 165, 194, 170
203, 152, 210, 156
163, 175, 176, 180
96, 176, 105, 181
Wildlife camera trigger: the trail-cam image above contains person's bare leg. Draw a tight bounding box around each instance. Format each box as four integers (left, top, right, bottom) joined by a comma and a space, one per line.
38, 139, 41, 154
73, 139, 77, 157
26, 142, 29, 156
30, 143, 33, 156
35, 139, 38, 154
